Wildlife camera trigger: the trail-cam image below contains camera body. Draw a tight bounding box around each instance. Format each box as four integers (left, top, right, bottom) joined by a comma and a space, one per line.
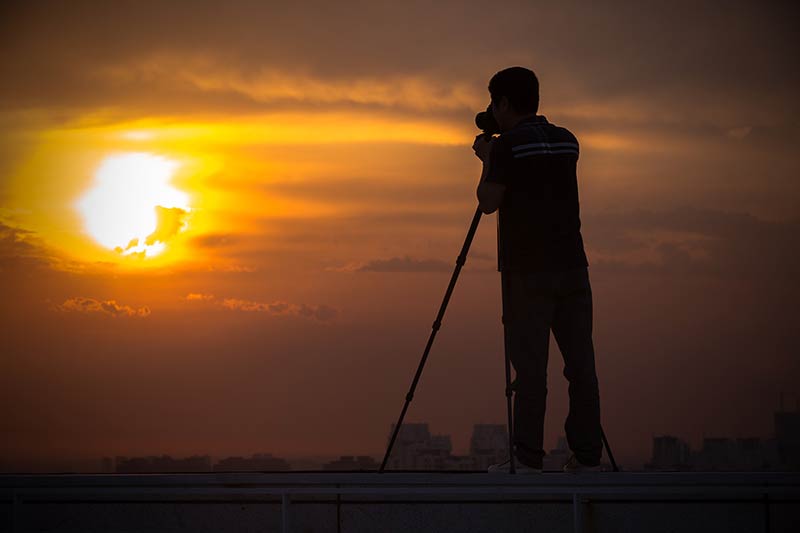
475, 103, 500, 136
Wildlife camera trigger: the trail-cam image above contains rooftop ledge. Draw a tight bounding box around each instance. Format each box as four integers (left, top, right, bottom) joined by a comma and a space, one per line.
3, 471, 799, 533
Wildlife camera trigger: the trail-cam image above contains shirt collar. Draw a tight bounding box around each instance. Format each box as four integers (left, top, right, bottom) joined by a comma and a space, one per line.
517, 114, 548, 126
506, 114, 549, 133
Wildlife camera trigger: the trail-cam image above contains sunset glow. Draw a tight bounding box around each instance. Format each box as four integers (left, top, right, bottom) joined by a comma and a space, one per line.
1, 1, 797, 475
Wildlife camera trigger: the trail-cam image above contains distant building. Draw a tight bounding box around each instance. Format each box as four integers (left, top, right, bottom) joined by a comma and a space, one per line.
469, 424, 508, 471
385, 423, 452, 470
323, 455, 378, 471
735, 437, 768, 470
695, 438, 739, 470
101, 457, 115, 473
115, 455, 212, 473
644, 403, 800, 472
213, 453, 290, 472
384, 423, 476, 470
647, 435, 692, 470
386, 423, 580, 471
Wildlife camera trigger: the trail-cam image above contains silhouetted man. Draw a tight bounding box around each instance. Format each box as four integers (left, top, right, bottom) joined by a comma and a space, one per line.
473, 66, 602, 473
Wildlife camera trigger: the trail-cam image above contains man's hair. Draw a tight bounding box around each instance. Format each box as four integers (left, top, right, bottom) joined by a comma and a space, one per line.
489, 66, 539, 114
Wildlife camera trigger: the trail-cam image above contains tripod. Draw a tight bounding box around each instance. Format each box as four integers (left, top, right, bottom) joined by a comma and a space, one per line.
378, 207, 619, 473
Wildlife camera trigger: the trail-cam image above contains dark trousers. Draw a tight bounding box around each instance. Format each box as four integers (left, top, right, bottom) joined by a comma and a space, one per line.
501, 266, 602, 468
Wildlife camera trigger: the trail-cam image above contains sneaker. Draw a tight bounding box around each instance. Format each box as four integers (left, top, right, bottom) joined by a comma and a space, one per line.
487, 458, 542, 474
562, 453, 602, 473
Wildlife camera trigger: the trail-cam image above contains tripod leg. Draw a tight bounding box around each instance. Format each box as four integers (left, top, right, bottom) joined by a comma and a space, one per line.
501, 271, 515, 474
379, 209, 484, 472
601, 426, 619, 472
503, 329, 515, 474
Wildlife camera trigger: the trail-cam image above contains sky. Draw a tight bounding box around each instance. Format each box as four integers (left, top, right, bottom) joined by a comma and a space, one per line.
1, 0, 798, 471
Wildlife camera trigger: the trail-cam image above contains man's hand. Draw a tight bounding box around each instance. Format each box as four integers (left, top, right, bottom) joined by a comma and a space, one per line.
472, 134, 494, 162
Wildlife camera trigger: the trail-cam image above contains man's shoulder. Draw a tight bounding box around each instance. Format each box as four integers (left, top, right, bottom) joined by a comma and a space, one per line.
507, 120, 578, 144
548, 123, 578, 143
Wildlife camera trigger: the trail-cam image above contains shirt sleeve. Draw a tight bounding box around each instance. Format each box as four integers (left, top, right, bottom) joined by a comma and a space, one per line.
483, 136, 512, 186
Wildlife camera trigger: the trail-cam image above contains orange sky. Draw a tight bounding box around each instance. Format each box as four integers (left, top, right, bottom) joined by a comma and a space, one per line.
1, 0, 799, 471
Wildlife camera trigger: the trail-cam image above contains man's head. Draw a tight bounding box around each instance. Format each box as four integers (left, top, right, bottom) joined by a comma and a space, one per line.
489, 66, 539, 132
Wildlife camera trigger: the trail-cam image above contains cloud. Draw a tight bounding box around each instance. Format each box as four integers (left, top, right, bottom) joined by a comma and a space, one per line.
583, 207, 800, 281
468, 250, 494, 261
144, 206, 190, 246
0, 221, 91, 274
727, 126, 752, 140
96, 55, 481, 113
3, 0, 796, 132
191, 233, 239, 248
331, 254, 452, 273
185, 293, 338, 322
53, 297, 151, 317
260, 176, 467, 207
323, 207, 799, 282
204, 264, 257, 273
222, 298, 338, 322
0, 222, 48, 272
185, 293, 215, 301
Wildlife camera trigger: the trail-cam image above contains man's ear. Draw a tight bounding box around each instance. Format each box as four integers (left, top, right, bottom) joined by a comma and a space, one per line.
499, 95, 511, 113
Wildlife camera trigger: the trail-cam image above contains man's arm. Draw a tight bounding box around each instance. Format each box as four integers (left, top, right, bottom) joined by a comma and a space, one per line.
475, 145, 506, 215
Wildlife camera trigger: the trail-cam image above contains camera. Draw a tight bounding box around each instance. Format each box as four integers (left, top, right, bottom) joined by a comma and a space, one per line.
475, 103, 500, 137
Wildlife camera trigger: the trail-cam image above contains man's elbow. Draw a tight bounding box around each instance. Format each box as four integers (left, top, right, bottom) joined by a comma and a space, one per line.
477, 183, 504, 214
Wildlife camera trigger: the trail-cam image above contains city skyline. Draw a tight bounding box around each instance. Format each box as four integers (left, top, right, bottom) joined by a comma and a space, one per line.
4, 399, 797, 474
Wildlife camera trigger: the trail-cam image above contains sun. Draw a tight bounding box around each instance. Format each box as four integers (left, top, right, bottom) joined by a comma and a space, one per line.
75, 152, 191, 257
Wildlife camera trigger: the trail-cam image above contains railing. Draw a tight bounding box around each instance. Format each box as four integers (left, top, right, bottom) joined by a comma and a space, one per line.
3, 471, 799, 533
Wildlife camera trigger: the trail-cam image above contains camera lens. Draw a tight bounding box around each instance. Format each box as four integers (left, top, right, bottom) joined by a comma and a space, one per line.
475, 104, 499, 135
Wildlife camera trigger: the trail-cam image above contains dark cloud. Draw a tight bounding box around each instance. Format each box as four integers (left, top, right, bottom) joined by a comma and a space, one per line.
0, 221, 91, 274
0, 221, 49, 273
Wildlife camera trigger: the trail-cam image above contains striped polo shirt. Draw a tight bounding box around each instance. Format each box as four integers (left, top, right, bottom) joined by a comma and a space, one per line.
484, 114, 589, 272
